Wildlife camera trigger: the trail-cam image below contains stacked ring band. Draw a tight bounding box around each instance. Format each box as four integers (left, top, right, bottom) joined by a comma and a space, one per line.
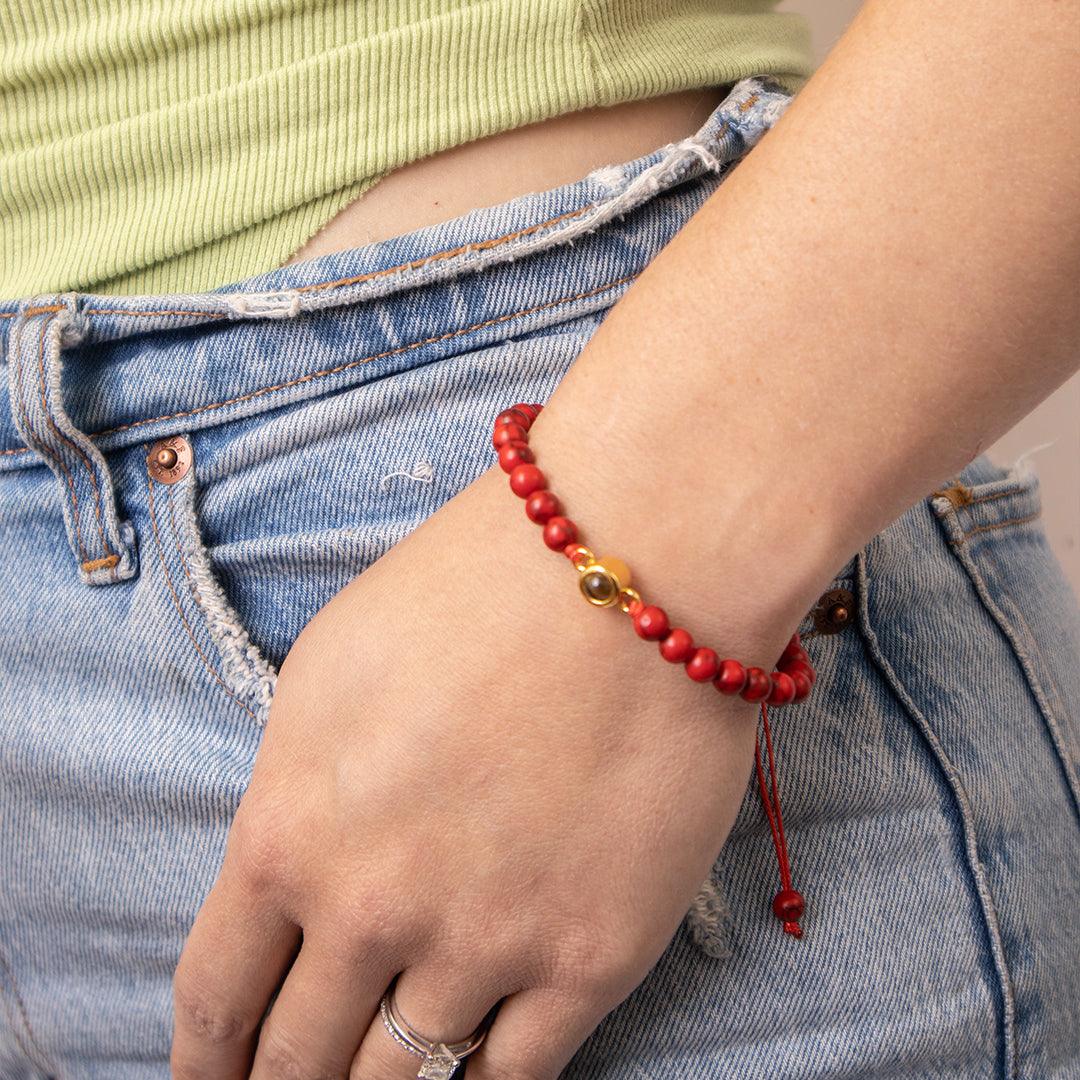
379, 985, 489, 1080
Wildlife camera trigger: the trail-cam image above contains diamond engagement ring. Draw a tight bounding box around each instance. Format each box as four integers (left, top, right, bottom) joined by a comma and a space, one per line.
379, 986, 490, 1080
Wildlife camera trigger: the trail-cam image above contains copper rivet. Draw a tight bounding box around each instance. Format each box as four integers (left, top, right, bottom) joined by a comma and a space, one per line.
147, 436, 192, 485
812, 587, 856, 635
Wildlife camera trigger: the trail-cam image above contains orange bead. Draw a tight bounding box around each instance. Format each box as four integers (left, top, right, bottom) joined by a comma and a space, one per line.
596, 555, 631, 590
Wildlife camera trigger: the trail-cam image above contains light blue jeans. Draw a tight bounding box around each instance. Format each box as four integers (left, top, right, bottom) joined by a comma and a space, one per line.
1, 75, 1078, 1079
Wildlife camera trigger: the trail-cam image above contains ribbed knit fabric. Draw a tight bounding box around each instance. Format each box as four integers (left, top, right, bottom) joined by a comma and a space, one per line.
0, 1, 815, 298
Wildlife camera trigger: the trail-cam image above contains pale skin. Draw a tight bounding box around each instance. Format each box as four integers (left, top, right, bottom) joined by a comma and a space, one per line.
170, 1, 1080, 1077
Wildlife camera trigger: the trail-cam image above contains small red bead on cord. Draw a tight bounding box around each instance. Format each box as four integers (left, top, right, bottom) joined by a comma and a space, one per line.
493, 401, 811, 939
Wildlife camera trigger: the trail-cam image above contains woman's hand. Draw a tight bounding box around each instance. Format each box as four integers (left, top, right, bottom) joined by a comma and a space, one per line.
169, 455, 786, 1080
168, 0, 1080, 1070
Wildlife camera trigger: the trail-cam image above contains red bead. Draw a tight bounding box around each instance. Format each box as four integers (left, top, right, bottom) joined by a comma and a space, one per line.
512, 402, 540, 422
562, 541, 584, 560
741, 667, 770, 703
781, 634, 805, 662
686, 647, 719, 682
529, 403, 544, 413
659, 628, 694, 663
766, 671, 796, 706
633, 605, 670, 641
543, 516, 577, 551
626, 597, 645, 617
524, 489, 560, 523
497, 441, 534, 473
783, 659, 816, 686
713, 659, 747, 695
772, 888, 805, 922
509, 463, 546, 498
495, 407, 532, 431
790, 670, 813, 702
492, 422, 527, 449
779, 647, 810, 671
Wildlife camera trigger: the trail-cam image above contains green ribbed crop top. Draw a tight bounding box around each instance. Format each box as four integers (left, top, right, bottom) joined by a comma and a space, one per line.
0, 1, 814, 298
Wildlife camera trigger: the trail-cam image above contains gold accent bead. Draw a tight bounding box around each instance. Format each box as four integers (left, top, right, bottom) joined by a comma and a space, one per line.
596, 554, 631, 590
617, 586, 642, 614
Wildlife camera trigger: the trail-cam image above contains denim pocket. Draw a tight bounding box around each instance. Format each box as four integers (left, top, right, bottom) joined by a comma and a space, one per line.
140, 436, 277, 724
158, 312, 605, 674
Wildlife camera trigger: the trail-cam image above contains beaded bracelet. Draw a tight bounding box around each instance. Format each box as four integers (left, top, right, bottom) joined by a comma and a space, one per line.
492, 401, 813, 938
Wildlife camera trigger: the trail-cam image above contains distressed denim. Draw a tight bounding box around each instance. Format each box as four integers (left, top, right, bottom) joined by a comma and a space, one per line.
1, 75, 1078, 1079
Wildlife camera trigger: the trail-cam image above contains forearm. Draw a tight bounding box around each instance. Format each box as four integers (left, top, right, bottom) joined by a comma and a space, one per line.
491, 0, 1079, 665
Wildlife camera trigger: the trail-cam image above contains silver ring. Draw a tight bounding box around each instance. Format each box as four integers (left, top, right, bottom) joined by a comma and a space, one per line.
379, 984, 489, 1080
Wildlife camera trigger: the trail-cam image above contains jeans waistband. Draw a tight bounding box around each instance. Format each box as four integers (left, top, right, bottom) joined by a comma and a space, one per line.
0, 74, 794, 583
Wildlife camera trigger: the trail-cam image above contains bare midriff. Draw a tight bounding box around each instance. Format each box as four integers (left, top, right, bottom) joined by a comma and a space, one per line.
284, 85, 735, 265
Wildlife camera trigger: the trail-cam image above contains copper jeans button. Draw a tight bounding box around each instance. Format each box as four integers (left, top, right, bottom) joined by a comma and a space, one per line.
812, 587, 855, 634
147, 435, 192, 484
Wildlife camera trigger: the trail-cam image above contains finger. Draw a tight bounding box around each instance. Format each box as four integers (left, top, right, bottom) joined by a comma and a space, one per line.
465, 986, 608, 1080
349, 967, 504, 1080
171, 866, 300, 1079
250, 931, 397, 1080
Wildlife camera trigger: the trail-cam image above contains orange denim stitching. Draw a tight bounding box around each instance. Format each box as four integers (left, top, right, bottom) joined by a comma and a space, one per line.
949, 510, 1042, 543
0, 137, 739, 329
76, 204, 601, 319
81, 554, 121, 572
82, 309, 229, 319
165, 482, 204, 609
34, 311, 116, 561
1, 185, 660, 326
935, 481, 1036, 511
0, 272, 636, 457
967, 487, 1034, 507
7, 315, 90, 561
966, 511, 1042, 535
145, 458, 259, 723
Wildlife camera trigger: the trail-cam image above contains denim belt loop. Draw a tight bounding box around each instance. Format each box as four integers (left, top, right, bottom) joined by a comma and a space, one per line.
5, 294, 138, 585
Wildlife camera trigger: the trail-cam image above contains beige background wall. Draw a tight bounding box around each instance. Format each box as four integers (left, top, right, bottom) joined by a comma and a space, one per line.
778, 1, 1080, 598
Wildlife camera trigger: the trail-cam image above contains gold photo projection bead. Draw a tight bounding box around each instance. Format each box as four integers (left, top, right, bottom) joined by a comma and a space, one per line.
578, 554, 632, 608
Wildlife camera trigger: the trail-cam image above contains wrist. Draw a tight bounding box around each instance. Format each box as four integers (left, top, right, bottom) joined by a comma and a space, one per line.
512, 397, 851, 674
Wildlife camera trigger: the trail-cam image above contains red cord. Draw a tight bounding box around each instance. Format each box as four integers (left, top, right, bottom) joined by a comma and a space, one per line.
754, 702, 805, 938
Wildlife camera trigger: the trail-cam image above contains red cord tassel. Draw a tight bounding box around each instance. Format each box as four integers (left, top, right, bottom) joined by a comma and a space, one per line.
754, 702, 805, 938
